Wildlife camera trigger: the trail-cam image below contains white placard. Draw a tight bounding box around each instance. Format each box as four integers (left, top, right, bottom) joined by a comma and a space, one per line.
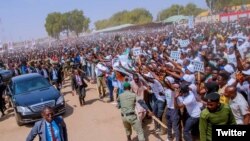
170, 51, 180, 61
178, 39, 190, 48
191, 60, 204, 72
188, 16, 194, 29
133, 47, 142, 56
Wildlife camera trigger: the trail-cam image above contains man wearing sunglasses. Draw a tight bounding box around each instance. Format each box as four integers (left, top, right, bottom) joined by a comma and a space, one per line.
26, 106, 68, 141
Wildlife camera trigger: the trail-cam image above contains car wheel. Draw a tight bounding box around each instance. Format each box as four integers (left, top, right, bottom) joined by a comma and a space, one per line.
14, 109, 23, 126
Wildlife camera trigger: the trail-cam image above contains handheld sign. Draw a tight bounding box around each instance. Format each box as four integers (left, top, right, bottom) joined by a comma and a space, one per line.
191, 60, 204, 72
188, 16, 194, 29
170, 51, 180, 61
179, 39, 190, 48
132, 47, 142, 56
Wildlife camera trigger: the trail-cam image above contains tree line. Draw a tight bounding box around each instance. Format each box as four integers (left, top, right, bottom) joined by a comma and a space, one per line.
157, 3, 205, 21
94, 3, 205, 30
45, 1, 250, 37
95, 8, 153, 30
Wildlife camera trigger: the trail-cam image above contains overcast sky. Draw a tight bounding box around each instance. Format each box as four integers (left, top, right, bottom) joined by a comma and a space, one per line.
0, 0, 208, 42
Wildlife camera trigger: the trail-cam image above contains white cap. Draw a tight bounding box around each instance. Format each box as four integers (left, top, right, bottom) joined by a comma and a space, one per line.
182, 74, 195, 83
176, 59, 183, 65
224, 64, 235, 74
163, 42, 167, 46
242, 69, 250, 75
165, 76, 175, 84
238, 38, 244, 42
202, 45, 208, 49
147, 50, 152, 54
105, 55, 112, 60
145, 72, 154, 79
152, 47, 158, 51
187, 64, 195, 73
227, 78, 236, 86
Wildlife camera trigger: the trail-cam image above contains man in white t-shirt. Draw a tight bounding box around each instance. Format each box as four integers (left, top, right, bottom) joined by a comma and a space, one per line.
241, 69, 250, 105
224, 86, 250, 125
140, 73, 165, 133
150, 79, 166, 133
174, 83, 201, 141
164, 76, 181, 141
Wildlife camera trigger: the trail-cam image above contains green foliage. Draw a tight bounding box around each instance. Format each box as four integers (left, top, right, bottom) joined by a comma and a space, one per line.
94, 8, 153, 30
157, 3, 205, 21
45, 9, 90, 38
45, 12, 62, 39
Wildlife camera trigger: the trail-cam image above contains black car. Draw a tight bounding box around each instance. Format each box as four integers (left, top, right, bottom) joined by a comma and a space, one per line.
7, 73, 66, 126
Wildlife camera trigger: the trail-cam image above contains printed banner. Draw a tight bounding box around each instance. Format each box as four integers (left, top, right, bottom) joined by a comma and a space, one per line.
178, 39, 190, 48
132, 47, 142, 56
170, 51, 180, 61
191, 60, 204, 72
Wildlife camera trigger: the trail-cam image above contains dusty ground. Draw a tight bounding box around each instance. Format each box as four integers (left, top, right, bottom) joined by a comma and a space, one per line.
0, 79, 167, 141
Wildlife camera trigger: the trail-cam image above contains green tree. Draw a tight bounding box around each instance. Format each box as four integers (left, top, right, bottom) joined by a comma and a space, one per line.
157, 4, 184, 21
94, 8, 152, 30
157, 3, 205, 21
45, 9, 90, 38
95, 19, 110, 30
129, 8, 153, 24
67, 9, 90, 37
45, 12, 62, 39
183, 3, 204, 16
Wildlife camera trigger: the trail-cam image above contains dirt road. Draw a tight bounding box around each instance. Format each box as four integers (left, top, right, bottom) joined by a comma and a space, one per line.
0, 80, 166, 141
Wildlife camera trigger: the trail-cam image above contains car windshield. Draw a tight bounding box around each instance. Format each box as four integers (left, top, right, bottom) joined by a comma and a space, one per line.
14, 77, 51, 95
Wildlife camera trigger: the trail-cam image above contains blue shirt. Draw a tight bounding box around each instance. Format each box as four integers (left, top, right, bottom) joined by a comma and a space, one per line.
45, 120, 61, 141
74, 55, 81, 64
21, 65, 27, 74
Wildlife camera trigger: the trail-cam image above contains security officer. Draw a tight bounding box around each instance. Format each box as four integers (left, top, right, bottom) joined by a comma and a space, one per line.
118, 82, 145, 141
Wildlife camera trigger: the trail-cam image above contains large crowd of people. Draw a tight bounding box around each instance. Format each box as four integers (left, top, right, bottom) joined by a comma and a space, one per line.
1, 19, 250, 141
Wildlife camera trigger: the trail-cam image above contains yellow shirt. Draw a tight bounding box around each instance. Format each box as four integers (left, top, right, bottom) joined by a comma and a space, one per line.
220, 95, 229, 105
218, 85, 229, 105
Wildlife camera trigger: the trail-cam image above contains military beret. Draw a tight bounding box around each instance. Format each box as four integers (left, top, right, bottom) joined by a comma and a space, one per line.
123, 82, 131, 89
205, 92, 220, 102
